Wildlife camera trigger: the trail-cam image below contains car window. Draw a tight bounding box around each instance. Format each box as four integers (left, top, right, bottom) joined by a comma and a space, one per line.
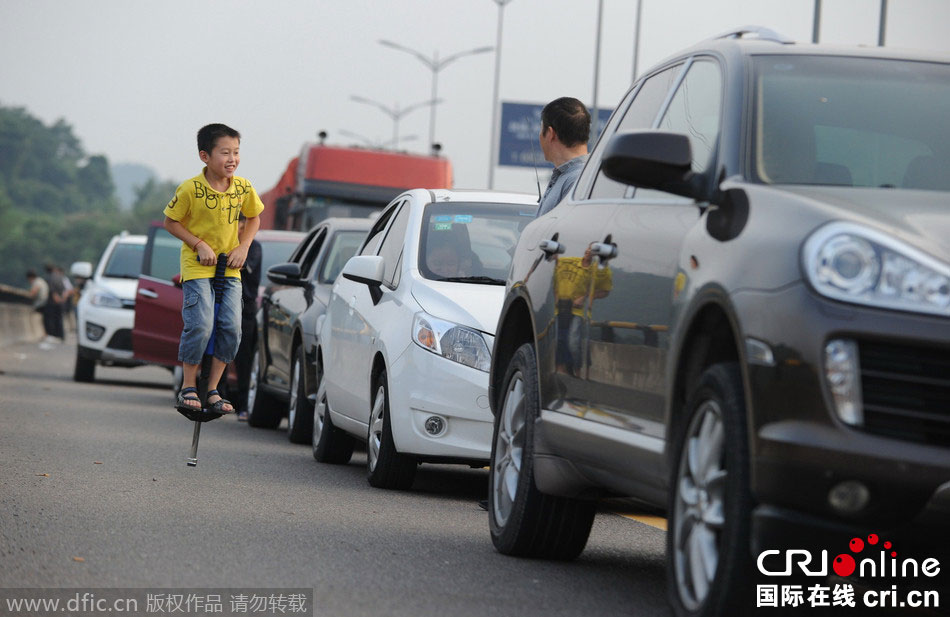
298, 229, 327, 278
634, 58, 723, 201
753, 55, 950, 190
102, 242, 144, 279
261, 238, 303, 278
378, 205, 411, 288
146, 228, 181, 282
418, 202, 532, 283
589, 64, 682, 200
360, 201, 402, 256
657, 59, 722, 174
319, 231, 368, 284
289, 228, 322, 263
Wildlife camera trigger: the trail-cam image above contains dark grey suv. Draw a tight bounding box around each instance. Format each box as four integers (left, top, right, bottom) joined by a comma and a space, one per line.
487, 27, 950, 617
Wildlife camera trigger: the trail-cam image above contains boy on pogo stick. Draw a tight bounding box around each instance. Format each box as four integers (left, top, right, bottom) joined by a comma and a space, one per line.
164, 123, 264, 416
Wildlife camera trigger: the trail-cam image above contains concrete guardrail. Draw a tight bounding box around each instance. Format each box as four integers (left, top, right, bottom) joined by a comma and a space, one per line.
0, 284, 45, 347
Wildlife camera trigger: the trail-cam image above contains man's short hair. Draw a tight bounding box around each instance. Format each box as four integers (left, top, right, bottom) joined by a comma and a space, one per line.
197, 123, 241, 154
541, 97, 591, 148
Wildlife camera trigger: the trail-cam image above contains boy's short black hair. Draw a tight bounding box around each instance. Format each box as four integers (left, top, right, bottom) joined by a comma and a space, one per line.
541, 97, 591, 148
197, 123, 241, 154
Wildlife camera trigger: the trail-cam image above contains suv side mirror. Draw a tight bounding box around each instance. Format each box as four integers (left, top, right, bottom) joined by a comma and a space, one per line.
70, 261, 93, 279
267, 262, 307, 287
341, 255, 384, 304
601, 130, 699, 199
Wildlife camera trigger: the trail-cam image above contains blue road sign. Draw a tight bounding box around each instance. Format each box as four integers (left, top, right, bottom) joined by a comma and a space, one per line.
498, 102, 612, 169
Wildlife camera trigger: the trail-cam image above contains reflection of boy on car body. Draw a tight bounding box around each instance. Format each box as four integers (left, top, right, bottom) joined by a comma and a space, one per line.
163, 123, 264, 415
554, 243, 612, 376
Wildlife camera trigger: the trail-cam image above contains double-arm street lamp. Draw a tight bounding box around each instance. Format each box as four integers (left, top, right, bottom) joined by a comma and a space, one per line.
378, 39, 494, 152
349, 95, 441, 152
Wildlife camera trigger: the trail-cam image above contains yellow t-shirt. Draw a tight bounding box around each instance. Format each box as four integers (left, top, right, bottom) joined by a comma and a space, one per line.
163, 169, 265, 281
554, 257, 613, 317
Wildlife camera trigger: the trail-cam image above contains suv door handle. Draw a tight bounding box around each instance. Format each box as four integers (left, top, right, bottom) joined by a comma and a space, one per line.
138, 288, 159, 299
590, 242, 618, 260
539, 239, 565, 255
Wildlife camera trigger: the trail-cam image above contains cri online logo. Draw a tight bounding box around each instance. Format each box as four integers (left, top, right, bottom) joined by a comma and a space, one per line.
758, 533, 941, 579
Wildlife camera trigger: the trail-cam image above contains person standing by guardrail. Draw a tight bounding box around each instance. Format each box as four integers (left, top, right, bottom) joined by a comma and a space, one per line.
162, 123, 264, 416
25, 269, 50, 341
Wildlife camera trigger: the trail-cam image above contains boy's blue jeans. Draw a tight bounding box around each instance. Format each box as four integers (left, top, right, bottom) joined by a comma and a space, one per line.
178, 277, 243, 365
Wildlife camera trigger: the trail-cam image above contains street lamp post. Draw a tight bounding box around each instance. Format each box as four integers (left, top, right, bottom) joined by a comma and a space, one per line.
349, 95, 441, 151
378, 40, 493, 153
488, 0, 514, 189
338, 130, 419, 150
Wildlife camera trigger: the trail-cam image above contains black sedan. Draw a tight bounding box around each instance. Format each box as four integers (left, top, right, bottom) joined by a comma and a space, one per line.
248, 217, 372, 442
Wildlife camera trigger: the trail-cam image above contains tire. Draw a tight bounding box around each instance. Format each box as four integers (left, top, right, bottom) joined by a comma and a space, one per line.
666, 362, 753, 617
488, 343, 595, 560
366, 369, 416, 490
312, 366, 355, 464
247, 344, 281, 429
74, 349, 95, 383
287, 345, 314, 444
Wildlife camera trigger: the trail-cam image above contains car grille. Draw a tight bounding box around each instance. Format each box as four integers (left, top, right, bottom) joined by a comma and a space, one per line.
107, 328, 134, 352
859, 340, 950, 447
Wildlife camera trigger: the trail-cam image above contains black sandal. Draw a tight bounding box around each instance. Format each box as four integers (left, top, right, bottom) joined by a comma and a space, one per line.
176, 387, 202, 413
206, 389, 234, 415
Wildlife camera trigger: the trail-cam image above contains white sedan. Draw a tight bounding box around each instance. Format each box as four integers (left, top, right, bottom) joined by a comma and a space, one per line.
315, 189, 538, 489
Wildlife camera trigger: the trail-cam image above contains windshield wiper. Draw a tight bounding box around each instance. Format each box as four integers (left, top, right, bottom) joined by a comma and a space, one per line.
437, 275, 506, 285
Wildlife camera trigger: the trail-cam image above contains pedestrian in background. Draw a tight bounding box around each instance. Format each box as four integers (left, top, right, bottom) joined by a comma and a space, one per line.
25, 269, 50, 341
233, 214, 262, 422
42, 263, 66, 343
536, 97, 591, 217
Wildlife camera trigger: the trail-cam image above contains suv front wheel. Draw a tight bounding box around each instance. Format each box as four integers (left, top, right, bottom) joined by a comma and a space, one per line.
667, 362, 753, 617
488, 343, 595, 560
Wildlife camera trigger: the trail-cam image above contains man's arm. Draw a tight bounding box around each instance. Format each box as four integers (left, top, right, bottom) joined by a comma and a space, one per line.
164, 217, 216, 266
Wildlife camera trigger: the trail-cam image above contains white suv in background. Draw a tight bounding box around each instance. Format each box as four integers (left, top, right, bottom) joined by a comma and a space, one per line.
72, 232, 147, 382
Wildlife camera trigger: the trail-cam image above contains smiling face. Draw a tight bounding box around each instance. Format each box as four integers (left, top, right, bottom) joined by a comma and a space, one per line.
200, 135, 240, 182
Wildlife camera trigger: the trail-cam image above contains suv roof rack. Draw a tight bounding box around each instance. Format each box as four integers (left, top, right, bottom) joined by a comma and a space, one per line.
712, 26, 794, 44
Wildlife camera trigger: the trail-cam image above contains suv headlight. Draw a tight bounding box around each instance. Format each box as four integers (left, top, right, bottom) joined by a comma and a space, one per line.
412, 312, 491, 372
90, 289, 124, 309
803, 222, 950, 316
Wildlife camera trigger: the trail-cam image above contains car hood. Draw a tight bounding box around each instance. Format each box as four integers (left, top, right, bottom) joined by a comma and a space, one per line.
780, 186, 950, 259
410, 280, 505, 335
93, 277, 140, 301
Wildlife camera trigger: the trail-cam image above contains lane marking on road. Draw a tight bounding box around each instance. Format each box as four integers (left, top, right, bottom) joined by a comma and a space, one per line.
615, 512, 667, 531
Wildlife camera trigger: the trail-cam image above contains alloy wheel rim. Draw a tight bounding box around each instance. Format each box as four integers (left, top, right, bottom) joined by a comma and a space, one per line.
673, 400, 726, 610
248, 352, 259, 412
313, 382, 326, 448
288, 356, 300, 430
368, 385, 385, 472
492, 371, 525, 527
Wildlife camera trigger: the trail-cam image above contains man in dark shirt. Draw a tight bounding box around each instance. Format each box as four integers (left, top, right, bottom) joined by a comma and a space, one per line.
233, 215, 263, 421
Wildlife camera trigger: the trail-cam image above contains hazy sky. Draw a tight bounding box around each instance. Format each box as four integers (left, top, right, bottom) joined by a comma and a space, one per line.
2, 0, 949, 195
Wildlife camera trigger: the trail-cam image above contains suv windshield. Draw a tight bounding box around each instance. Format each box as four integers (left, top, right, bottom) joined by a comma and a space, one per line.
753, 55, 950, 191
103, 242, 144, 279
419, 202, 534, 283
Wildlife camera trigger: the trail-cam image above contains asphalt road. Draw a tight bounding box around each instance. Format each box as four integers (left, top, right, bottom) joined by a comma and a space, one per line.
0, 337, 671, 617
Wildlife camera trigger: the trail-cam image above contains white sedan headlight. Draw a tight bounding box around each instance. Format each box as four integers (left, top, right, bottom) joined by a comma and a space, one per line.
412, 312, 491, 372
90, 289, 124, 309
803, 222, 950, 315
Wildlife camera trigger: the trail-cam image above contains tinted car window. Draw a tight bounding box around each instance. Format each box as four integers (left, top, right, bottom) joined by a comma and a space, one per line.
360, 202, 401, 256
419, 203, 533, 283
297, 229, 326, 277
103, 243, 144, 279
261, 238, 303, 278
753, 55, 950, 189
319, 231, 367, 284
148, 228, 181, 282
657, 59, 722, 174
589, 65, 681, 200
378, 205, 411, 288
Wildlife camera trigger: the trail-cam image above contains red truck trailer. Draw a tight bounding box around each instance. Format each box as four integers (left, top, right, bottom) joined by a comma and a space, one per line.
258, 143, 453, 230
